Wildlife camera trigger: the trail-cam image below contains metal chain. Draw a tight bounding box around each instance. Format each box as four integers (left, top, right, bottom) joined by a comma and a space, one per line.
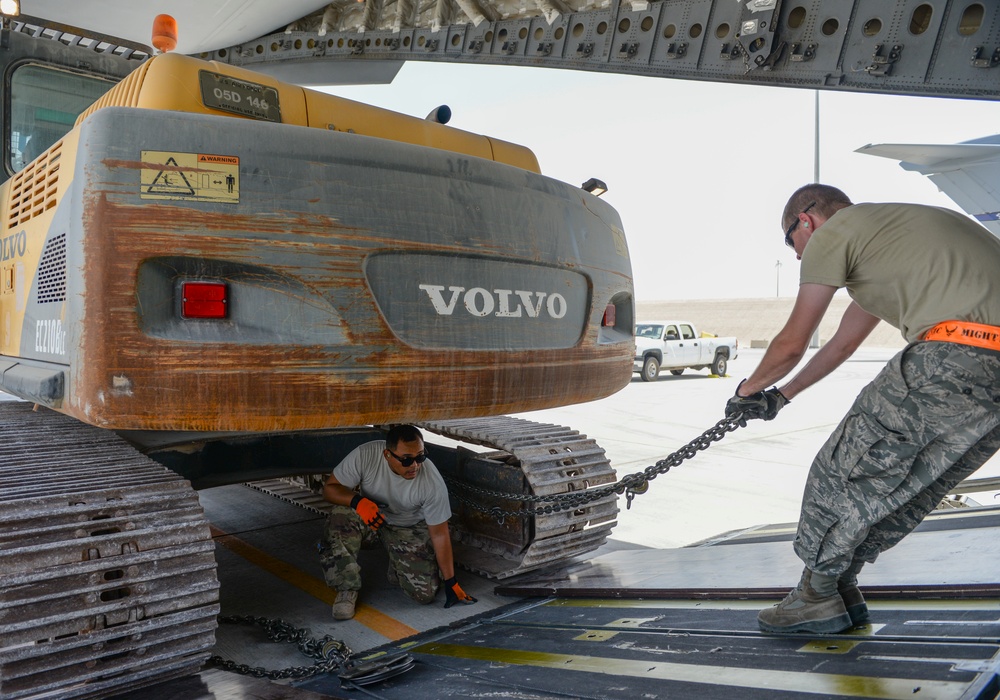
208, 418, 745, 676
208, 615, 353, 680
444, 414, 746, 519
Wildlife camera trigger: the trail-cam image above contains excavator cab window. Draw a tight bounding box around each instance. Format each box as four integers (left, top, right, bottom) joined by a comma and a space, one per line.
7, 62, 113, 175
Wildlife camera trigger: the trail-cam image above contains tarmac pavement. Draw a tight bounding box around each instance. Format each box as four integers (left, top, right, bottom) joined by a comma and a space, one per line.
513, 347, 1000, 549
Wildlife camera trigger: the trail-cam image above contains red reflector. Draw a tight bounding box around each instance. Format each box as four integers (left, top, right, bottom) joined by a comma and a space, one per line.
602, 304, 616, 327
182, 282, 227, 319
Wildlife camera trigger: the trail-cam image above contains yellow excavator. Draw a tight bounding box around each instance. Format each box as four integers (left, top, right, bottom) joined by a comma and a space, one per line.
0, 16, 634, 700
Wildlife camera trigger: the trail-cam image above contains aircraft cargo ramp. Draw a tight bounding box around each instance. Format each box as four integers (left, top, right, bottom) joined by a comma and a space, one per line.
282, 505, 1000, 700
105, 480, 1000, 700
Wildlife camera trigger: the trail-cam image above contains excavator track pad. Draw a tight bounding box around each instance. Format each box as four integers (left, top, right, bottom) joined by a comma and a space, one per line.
0, 402, 219, 699
419, 416, 619, 579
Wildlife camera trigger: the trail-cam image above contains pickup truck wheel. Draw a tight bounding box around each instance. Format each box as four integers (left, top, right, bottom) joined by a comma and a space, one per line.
641, 356, 660, 382
711, 354, 728, 376
670, 369, 684, 376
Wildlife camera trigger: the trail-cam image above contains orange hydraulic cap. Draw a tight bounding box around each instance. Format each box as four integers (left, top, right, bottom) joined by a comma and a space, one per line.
152, 14, 178, 53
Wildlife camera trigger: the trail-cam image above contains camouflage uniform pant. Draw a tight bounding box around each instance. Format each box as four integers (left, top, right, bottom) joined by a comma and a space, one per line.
795, 341, 1000, 579
319, 505, 440, 603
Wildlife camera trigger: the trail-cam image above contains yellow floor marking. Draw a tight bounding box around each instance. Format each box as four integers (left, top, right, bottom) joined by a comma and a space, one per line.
575, 630, 619, 642
417, 643, 968, 699
843, 623, 887, 637
547, 598, 766, 610
798, 639, 864, 654
548, 598, 1000, 611
210, 525, 418, 641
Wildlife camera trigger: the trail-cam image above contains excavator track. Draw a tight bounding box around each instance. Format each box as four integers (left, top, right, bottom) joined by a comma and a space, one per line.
251, 416, 619, 580
418, 416, 619, 579
0, 402, 219, 700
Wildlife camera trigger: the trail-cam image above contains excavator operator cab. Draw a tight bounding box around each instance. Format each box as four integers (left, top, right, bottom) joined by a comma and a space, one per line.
0, 21, 145, 181
7, 63, 114, 174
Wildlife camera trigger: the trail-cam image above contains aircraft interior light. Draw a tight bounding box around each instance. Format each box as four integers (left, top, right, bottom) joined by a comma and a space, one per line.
581, 177, 608, 197
0, 0, 20, 18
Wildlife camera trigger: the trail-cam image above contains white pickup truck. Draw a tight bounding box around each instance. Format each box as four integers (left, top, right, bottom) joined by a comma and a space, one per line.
633, 321, 739, 381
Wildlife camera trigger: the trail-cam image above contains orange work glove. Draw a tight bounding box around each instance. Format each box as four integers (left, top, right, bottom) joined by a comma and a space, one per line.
443, 576, 477, 608
350, 494, 386, 532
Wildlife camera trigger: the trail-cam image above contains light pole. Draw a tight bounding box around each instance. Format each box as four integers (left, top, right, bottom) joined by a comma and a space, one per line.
775, 259, 782, 297
814, 90, 821, 184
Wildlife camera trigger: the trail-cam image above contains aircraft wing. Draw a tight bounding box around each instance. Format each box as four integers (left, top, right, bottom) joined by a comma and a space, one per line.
857, 140, 1000, 237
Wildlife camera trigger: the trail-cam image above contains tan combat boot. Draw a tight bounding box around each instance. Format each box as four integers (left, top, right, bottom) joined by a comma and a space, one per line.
838, 580, 869, 625
838, 560, 869, 625
332, 590, 359, 620
758, 570, 852, 634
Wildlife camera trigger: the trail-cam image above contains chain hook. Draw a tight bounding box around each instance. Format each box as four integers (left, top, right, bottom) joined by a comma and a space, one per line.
624, 479, 649, 510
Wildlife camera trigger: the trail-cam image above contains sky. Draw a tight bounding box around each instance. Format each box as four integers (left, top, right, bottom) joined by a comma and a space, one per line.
325, 61, 1000, 301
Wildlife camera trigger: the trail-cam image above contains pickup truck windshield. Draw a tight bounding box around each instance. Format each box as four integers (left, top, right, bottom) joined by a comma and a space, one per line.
636, 324, 663, 339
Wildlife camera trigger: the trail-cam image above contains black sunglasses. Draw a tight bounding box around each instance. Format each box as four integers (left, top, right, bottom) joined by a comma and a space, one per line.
386, 449, 427, 467
784, 201, 816, 249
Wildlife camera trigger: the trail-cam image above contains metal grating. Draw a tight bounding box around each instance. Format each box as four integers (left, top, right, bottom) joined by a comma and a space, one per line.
7, 141, 63, 229
11, 15, 151, 63
36, 233, 67, 304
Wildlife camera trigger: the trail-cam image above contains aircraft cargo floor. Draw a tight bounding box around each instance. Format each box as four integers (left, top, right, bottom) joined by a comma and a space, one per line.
292, 505, 1000, 699
111, 491, 1000, 700
300, 597, 1000, 699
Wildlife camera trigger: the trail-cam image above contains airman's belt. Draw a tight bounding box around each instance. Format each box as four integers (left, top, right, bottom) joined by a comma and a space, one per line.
923, 320, 1000, 352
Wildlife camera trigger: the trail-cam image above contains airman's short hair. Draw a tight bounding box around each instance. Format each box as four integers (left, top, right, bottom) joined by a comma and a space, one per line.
781, 184, 853, 234
386, 424, 423, 450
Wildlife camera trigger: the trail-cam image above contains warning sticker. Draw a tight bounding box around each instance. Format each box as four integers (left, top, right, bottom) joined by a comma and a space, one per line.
140, 151, 239, 203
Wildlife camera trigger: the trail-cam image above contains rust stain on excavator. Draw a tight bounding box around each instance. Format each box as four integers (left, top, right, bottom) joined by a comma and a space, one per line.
109, 157, 235, 177
72, 191, 631, 433
102, 157, 521, 258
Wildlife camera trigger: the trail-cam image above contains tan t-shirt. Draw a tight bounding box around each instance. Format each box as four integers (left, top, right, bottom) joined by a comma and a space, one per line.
800, 203, 1000, 342
333, 440, 452, 527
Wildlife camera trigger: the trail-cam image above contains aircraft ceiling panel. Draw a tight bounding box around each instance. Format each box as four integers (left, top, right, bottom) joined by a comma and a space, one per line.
198, 0, 1000, 100
22, 0, 332, 54
14, 1, 1000, 101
